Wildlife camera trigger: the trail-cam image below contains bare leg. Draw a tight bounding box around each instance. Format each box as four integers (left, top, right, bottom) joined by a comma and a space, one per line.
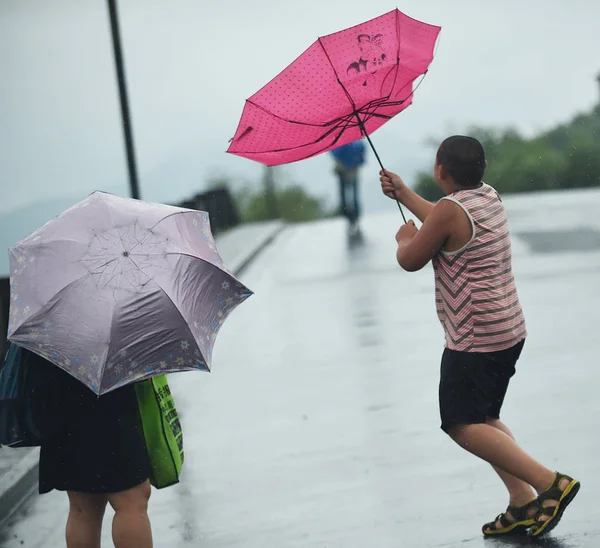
108, 480, 153, 548
449, 422, 575, 529
482, 419, 538, 530
66, 491, 108, 548
448, 422, 555, 493
487, 418, 536, 506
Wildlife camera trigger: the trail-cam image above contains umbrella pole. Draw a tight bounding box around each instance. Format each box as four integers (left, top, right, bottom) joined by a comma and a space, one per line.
356, 119, 407, 224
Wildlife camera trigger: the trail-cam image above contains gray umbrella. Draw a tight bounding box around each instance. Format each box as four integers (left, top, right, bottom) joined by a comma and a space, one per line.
7, 192, 252, 395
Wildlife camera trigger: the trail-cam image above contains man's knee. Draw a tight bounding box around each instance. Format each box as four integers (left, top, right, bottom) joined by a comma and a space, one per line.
108, 480, 151, 513
444, 423, 469, 444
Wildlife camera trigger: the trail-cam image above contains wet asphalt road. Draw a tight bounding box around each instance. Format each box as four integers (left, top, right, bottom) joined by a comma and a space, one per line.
1, 190, 600, 547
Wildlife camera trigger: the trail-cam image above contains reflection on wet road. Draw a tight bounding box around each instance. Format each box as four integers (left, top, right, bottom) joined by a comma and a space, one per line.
2, 191, 600, 547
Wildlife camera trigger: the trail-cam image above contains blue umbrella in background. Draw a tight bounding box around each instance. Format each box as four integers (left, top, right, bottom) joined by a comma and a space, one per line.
331, 140, 366, 169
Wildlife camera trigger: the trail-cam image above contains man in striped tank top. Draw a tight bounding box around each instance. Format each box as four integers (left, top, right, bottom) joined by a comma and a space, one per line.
379, 136, 579, 538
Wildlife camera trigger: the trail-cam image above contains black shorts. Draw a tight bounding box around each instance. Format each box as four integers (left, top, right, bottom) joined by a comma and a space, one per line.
439, 340, 525, 433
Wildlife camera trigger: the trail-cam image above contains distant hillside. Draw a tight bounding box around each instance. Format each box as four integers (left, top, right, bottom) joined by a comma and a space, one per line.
414, 99, 600, 200
0, 193, 91, 276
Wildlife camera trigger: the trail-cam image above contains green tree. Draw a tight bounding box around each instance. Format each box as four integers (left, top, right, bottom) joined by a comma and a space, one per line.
238, 184, 330, 223
414, 101, 600, 196
413, 172, 444, 201
562, 144, 600, 188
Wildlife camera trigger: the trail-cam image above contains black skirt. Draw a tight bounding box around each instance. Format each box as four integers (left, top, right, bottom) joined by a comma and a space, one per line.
39, 366, 151, 494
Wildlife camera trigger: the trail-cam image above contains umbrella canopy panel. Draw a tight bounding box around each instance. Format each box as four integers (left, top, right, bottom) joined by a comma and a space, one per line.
8, 192, 252, 394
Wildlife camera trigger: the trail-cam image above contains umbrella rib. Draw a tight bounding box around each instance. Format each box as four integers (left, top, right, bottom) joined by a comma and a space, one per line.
317, 37, 356, 111
100, 264, 138, 292
97, 193, 127, 255
231, 114, 357, 156
404, 71, 429, 104
317, 36, 392, 148
271, 119, 352, 160
245, 99, 350, 129
127, 251, 240, 290
119, 252, 250, 379
98, 249, 245, 292
83, 253, 121, 266
73, 254, 127, 293
231, 91, 410, 156
128, 211, 191, 254
242, 94, 396, 133
389, 10, 402, 95
236, 84, 408, 150
232, 97, 407, 157
358, 102, 396, 123
155, 251, 243, 278
311, 114, 361, 154
100, 288, 118, 393
103, 255, 202, 393
316, 36, 389, 138
106, 260, 126, 292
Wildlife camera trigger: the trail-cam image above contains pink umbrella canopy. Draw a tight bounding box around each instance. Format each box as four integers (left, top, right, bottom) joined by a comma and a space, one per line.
227, 9, 441, 167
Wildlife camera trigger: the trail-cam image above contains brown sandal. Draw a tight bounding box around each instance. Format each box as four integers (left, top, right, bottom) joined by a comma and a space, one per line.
482, 500, 539, 536
530, 472, 580, 538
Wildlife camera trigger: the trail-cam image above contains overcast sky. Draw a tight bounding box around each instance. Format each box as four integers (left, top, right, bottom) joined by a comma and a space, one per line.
1, 0, 599, 216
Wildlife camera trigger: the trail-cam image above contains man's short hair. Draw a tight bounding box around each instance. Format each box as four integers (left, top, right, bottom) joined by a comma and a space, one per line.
436, 136, 486, 187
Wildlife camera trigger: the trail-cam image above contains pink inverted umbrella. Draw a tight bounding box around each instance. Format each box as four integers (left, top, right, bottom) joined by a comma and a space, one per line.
227, 8, 441, 221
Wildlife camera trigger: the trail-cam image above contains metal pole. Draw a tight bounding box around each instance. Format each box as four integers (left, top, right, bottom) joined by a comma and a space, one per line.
107, 0, 140, 200
263, 166, 278, 219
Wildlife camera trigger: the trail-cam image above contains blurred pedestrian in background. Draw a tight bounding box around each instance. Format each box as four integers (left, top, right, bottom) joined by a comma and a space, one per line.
331, 139, 366, 232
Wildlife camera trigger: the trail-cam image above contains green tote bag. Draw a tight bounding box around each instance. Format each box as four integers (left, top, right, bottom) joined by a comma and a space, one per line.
135, 375, 184, 489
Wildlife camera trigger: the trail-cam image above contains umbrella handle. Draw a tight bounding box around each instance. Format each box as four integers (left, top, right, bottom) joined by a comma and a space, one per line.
356, 118, 407, 224
391, 189, 407, 224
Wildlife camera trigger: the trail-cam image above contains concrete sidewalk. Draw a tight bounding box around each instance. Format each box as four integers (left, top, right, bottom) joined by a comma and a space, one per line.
0, 219, 285, 526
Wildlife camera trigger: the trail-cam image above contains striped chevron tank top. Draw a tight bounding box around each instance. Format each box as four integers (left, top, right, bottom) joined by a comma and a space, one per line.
431, 183, 527, 352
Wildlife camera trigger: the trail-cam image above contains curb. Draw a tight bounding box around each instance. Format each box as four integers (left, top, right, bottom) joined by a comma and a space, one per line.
0, 448, 39, 526
0, 220, 286, 526
224, 221, 285, 276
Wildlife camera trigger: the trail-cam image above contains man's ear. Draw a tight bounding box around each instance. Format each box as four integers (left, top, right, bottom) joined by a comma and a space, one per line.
438, 163, 448, 181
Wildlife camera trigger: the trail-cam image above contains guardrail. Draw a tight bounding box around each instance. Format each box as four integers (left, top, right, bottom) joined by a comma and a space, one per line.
175, 187, 240, 235
0, 278, 8, 358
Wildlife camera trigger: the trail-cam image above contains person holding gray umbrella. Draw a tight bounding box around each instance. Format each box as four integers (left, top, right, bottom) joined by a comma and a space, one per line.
39, 366, 154, 547
7, 192, 252, 547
